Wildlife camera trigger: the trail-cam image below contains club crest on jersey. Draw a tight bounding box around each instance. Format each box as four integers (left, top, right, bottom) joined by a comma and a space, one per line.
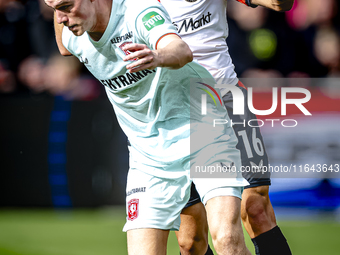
128, 198, 139, 221
142, 11, 165, 31
119, 41, 137, 61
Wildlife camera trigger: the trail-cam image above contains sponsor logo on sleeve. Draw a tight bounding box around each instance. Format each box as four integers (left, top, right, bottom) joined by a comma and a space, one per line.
142, 11, 165, 31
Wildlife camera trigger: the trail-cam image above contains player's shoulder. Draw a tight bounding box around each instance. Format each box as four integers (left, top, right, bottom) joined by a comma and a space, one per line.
124, 0, 165, 17
124, 0, 169, 33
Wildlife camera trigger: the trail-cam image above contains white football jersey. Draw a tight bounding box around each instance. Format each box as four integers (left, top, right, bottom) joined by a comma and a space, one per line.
62, 0, 234, 169
158, 0, 238, 87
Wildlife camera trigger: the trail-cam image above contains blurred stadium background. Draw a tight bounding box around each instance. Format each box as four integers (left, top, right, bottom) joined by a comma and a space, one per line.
1, 0, 340, 254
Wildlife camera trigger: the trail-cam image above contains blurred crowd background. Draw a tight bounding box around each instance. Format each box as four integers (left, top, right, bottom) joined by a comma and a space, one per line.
0, 0, 339, 97
0, 0, 100, 98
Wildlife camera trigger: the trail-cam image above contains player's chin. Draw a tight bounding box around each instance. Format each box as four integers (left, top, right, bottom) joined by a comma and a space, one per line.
72, 29, 85, 36
68, 26, 85, 36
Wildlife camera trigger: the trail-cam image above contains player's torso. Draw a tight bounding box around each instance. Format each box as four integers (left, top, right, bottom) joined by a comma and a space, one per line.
160, 0, 228, 44
69, 20, 155, 95
64, 12, 205, 161
159, 0, 238, 84
63, 0, 231, 163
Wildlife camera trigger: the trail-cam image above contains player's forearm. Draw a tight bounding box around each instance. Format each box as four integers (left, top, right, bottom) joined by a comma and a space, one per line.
122, 35, 193, 73
54, 13, 72, 56
156, 39, 193, 69
251, 0, 294, 12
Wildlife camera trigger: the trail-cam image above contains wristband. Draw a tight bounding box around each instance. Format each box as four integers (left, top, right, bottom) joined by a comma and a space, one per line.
246, 0, 258, 8
236, 0, 258, 8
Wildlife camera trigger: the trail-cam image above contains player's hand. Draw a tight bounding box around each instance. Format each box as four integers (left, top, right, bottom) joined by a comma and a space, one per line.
122, 43, 160, 73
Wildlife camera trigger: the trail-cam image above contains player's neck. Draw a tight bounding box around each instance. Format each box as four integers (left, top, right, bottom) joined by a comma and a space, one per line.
88, 0, 112, 41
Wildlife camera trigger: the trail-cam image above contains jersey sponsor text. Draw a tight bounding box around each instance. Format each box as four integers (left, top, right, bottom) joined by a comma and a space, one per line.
142, 11, 165, 31
110, 31, 133, 44
175, 12, 212, 33
127, 187, 146, 196
100, 69, 157, 90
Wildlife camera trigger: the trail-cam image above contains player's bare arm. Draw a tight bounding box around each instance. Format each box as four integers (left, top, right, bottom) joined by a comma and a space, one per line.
123, 34, 193, 73
54, 13, 72, 56
236, 0, 294, 12
253, 0, 294, 11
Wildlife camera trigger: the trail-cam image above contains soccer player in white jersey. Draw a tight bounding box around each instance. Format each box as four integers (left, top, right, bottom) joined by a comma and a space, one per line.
158, 0, 294, 255
47, 0, 252, 254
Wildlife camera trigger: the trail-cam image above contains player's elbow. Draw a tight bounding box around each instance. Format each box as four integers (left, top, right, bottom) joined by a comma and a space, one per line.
178, 47, 193, 68
59, 48, 72, 56
188, 50, 193, 63
271, 0, 294, 12
60, 50, 72, 57
55, 39, 72, 56
183, 49, 193, 66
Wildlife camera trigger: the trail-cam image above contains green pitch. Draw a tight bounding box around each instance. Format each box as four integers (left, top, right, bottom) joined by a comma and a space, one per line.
0, 208, 339, 255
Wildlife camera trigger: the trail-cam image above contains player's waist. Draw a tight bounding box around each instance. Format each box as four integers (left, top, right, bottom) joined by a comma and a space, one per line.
193, 55, 238, 86
128, 135, 191, 164
180, 33, 227, 49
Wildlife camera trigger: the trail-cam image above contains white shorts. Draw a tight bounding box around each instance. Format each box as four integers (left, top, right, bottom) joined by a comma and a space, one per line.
194, 180, 244, 205
123, 146, 249, 232
123, 153, 191, 232
191, 149, 249, 205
